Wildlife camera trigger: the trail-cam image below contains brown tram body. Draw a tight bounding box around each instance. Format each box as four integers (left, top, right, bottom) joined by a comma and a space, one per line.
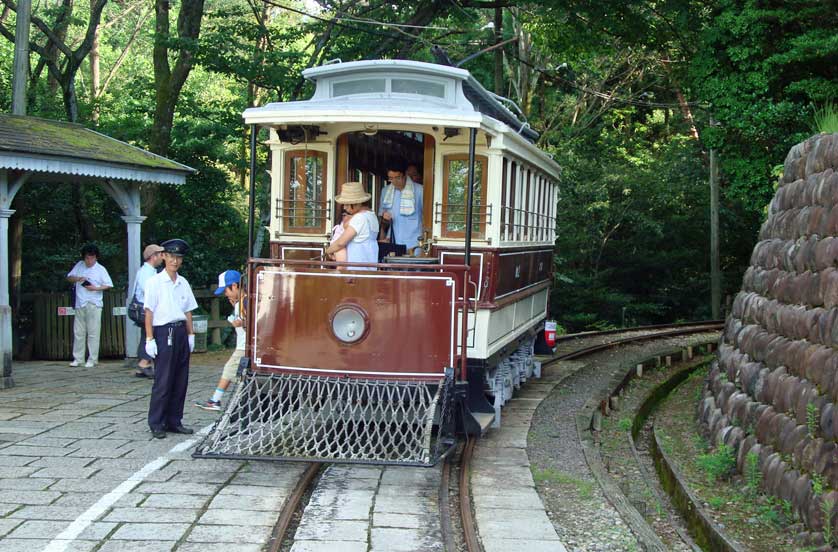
195, 60, 561, 465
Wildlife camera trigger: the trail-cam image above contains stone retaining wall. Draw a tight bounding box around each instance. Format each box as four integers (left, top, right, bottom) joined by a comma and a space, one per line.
699, 132, 838, 545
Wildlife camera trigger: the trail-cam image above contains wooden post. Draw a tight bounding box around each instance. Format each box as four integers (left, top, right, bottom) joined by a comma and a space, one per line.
11, 0, 31, 115
211, 296, 220, 345
710, 115, 721, 319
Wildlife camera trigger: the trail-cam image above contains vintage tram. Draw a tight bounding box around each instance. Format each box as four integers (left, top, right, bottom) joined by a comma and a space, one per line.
195, 60, 560, 466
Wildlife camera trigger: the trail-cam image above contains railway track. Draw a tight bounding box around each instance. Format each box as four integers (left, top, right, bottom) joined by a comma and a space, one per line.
264, 321, 723, 552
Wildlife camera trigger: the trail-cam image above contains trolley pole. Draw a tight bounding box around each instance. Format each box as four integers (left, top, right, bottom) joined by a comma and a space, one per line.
464, 128, 477, 266
247, 124, 258, 258
11, 0, 31, 115
709, 116, 721, 319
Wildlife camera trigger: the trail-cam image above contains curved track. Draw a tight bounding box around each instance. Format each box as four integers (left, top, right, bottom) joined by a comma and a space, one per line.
266, 322, 723, 552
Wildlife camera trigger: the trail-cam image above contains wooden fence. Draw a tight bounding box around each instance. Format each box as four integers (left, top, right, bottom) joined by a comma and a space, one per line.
23, 288, 230, 360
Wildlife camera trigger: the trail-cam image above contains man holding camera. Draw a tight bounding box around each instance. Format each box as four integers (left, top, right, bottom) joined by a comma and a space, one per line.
67, 243, 113, 368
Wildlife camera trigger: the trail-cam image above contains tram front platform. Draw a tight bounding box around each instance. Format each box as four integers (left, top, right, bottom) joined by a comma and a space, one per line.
0, 354, 306, 552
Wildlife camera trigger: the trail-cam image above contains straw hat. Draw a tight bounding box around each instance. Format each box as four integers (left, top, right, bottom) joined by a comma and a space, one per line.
334, 181, 371, 204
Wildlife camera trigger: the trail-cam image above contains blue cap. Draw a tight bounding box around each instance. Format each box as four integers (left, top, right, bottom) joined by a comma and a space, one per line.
214, 270, 242, 295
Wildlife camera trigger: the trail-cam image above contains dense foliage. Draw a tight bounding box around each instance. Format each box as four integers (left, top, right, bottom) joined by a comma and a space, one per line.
1, 0, 834, 331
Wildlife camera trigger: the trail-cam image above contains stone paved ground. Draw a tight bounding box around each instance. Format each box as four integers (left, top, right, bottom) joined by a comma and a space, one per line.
472, 364, 571, 552
290, 465, 444, 552
0, 354, 307, 552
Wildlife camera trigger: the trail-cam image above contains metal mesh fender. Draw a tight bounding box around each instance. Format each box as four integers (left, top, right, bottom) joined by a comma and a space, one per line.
193, 371, 456, 466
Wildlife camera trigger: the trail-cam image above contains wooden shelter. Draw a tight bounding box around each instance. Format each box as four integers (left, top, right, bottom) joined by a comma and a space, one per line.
0, 114, 195, 388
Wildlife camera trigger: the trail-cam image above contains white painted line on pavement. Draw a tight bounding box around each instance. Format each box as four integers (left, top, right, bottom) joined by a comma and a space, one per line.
41, 424, 213, 552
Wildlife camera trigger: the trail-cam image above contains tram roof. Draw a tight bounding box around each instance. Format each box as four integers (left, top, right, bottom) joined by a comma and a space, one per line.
244, 60, 539, 143
244, 60, 559, 178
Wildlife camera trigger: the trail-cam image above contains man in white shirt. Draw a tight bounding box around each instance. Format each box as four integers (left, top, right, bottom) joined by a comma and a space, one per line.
66, 244, 113, 368
143, 239, 198, 439
132, 244, 164, 378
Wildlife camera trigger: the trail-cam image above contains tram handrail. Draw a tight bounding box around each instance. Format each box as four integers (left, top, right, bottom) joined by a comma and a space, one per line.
249, 256, 474, 272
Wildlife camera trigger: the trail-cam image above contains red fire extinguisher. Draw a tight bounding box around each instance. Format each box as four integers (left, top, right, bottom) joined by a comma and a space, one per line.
544, 320, 557, 348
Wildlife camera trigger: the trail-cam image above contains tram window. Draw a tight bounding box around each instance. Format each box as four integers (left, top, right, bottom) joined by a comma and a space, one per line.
333, 79, 386, 97
442, 154, 488, 238
283, 150, 327, 234
392, 78, 446, 98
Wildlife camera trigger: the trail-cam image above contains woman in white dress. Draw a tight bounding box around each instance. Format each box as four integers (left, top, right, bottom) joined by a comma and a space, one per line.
325, 181, 379, 269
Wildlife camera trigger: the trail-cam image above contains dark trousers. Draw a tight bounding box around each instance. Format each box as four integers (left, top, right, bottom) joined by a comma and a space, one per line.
148, 323, 190, 431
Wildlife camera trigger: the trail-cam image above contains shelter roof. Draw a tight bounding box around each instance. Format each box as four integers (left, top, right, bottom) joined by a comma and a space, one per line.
0, 114, 195, 185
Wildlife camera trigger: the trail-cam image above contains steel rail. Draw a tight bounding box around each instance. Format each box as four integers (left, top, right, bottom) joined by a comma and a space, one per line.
460, 437, 480, 552
266, 462, 321, 552
551, 323, 723, 363
554, 320, 724, 345
439, 454, 456, 552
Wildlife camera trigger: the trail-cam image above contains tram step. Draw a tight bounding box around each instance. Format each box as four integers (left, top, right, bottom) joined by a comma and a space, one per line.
473, 412, 495, 434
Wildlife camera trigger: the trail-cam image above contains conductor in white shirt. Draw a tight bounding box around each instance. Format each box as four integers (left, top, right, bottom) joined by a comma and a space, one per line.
143, 239, 198, 439
66, 244, 113, 368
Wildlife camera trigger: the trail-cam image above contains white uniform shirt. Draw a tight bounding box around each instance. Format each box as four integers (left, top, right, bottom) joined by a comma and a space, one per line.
67, 261, 113, 308
133, 262, 157, 303
143, 270, 198, 326
227, 301, 246, 351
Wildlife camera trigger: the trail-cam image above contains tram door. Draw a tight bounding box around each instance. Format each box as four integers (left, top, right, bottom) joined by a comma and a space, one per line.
336, 131, 435, 237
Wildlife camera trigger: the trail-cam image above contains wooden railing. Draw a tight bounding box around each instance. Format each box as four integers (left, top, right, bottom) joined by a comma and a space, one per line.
18, 288, 232, 360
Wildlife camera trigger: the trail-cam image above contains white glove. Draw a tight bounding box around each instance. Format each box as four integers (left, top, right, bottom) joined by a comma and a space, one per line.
188, 334, 195, 353
145, 339, 157, 358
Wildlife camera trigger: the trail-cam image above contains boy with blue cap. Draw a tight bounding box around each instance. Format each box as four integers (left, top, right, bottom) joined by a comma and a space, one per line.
195, 269, 245, 411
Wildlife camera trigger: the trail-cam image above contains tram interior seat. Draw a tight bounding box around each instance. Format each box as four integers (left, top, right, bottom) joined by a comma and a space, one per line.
377, 243, 406, 261
381, 255, 438, 272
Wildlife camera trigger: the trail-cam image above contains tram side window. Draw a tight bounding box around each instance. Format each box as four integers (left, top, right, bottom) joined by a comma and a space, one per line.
442, 154, 488, 238
283, 150, 328, 234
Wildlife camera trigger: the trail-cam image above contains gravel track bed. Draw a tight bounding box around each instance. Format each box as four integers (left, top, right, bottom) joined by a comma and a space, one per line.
528, 333, 719, 552
598, 356, 711, 551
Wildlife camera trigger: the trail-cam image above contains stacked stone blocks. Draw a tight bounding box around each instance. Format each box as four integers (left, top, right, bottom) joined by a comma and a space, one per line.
699, 133, 838, 542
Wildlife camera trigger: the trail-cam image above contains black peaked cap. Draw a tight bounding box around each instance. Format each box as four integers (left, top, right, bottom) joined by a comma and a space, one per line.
161, 239, 190, 256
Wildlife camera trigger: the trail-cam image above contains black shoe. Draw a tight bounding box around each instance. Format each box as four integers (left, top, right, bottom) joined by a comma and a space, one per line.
151, 429, 166, 439
167, 425, 194, 435
135, 366, 155, 378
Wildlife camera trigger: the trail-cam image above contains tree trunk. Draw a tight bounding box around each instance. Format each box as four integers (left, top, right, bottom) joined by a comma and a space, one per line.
9, 199, 24, 314
90, 0, 101, 124
62, 73, 79, 122
46, 0, 73, 93
150, 0, 205, 157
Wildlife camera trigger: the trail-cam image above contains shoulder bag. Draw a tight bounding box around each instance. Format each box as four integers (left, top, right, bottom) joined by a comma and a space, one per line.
127, 278, 145, 326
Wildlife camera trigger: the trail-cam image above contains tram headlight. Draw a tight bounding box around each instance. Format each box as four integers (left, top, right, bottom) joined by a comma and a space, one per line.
330, 305, 368, 344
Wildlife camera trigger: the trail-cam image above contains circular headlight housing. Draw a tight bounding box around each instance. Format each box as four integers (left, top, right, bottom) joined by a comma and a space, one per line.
330, 305, 368, 344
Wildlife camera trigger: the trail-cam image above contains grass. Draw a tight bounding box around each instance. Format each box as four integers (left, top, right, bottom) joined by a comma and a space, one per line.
696, 444, 736, 484
532, 467, 595, 499
654, 367, 797, 551
814, 99, 838, 134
